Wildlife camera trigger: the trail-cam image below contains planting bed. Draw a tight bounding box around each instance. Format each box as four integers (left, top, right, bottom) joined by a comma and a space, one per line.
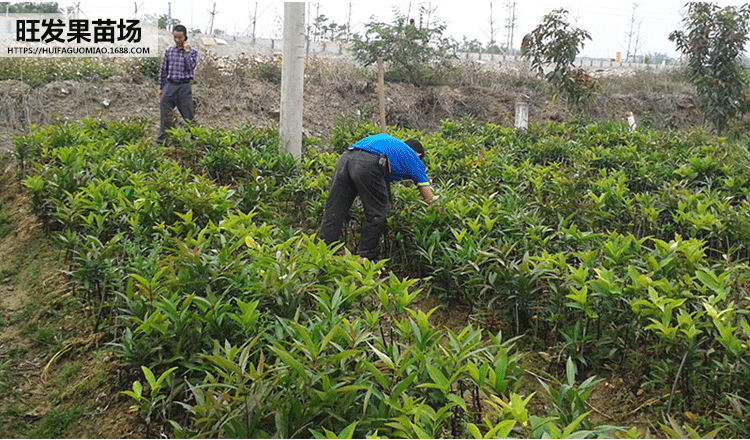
0, 50, 743, 438
1, 113, 748, 437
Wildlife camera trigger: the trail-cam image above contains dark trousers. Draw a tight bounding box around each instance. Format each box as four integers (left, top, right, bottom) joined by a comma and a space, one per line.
157, 81, 194, 145
318, 149, 389, 261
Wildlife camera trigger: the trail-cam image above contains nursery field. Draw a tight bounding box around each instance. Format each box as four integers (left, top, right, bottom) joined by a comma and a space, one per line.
1, 115, 748, 438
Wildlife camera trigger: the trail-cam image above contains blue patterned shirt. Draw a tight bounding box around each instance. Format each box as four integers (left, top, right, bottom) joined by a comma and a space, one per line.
349, 134, 430, 187
159, 45, 198, 90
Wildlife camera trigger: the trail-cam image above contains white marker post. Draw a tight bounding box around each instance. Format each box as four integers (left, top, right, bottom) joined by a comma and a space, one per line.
515, 95, 529, 130
627, 112, 637, 131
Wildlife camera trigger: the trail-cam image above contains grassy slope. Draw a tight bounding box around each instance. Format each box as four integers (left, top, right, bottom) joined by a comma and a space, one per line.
0, 155, 143, 438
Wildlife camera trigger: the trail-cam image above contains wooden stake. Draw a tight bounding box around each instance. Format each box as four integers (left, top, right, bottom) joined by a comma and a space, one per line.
378, 57, 386, 133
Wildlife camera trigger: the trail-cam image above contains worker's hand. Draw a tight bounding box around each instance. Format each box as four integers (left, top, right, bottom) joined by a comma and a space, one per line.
158, 89, 162, 98
428, 195, 443, 213
184, 41, 191, 52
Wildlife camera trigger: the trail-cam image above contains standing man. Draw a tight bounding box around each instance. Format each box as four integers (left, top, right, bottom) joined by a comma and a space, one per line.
157, 24, 198, 146
318, 133, 437, 263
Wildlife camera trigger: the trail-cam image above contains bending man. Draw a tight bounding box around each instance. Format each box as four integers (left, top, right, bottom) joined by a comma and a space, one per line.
318, 133, 436, 262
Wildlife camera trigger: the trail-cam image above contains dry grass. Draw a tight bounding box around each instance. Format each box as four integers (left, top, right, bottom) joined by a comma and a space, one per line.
0, 54, 707, 151
305, 56, 374, 86
598, 67, 694, 97
0, 81, 53, 131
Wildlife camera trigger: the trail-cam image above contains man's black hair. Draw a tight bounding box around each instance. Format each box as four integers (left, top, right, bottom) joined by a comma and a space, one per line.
173, 25, 188, 36
404, 139, 425, 159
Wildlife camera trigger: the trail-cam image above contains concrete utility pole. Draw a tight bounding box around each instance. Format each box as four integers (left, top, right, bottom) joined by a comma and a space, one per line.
251, 3, 258, 40
625, 3, 639, 61
346, 2, 351, 42
488, 2, 499, 50
488, 3, 495, 48
505, 2, 516, 53
280, 2, 305, 160
207, 2, 218, 34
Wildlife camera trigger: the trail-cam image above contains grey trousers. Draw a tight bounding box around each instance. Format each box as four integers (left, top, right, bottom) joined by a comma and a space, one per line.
318, 149, 389, 261
157, 81, 194, 145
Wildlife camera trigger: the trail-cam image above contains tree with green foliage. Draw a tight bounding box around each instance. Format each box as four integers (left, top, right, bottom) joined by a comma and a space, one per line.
669, 2, 750, 135
459, 37, 483, 54
310, 13, 328, 41
521, 9, 597, 108
0, 2, 60, 13
351, 7, 457, 86
157, 14, 180, 30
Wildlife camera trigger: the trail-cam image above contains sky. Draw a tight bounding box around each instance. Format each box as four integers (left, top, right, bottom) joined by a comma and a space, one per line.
60, 1, 750, 60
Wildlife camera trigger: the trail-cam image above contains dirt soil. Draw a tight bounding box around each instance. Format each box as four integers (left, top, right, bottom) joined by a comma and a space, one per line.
0, 49, 702, 437
0, 48, 704, 154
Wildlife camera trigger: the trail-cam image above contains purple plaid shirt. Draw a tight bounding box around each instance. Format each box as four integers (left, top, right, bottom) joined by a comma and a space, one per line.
159, 45, 198, 90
